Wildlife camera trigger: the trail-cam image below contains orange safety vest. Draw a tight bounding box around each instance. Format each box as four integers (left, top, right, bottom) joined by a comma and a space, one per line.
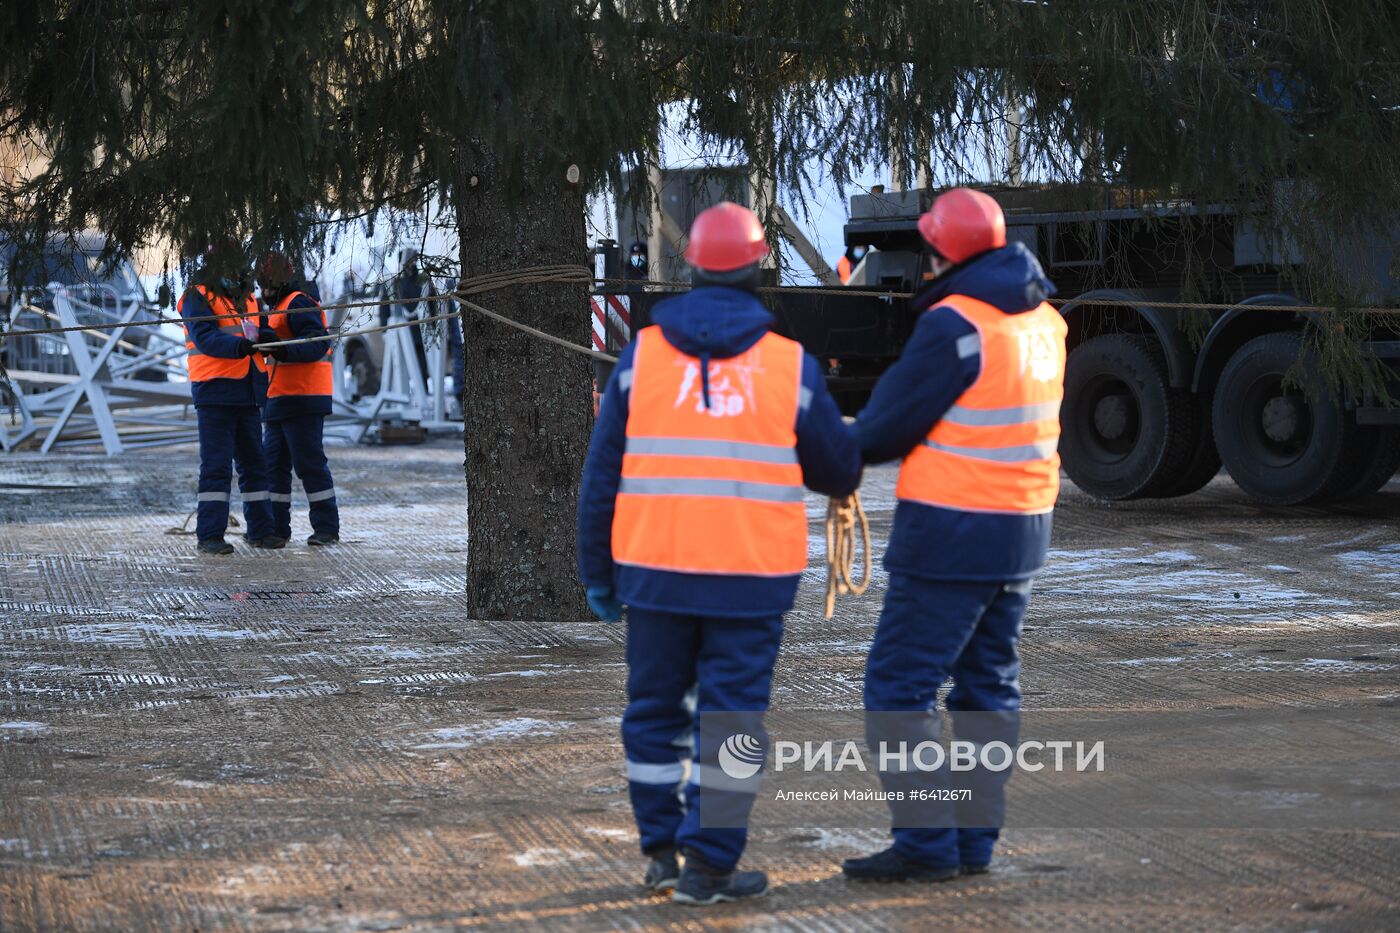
266, 291, 334, 398
613, 326, 808, 576
897, 294, 1068, 515
837, 255, 853, 284
179, 285, 265, 382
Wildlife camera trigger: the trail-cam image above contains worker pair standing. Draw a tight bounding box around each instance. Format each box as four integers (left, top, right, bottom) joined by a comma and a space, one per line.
843, 188, 1067, 881
178, 246, 338, 553
178, 245, 280, 555
576, 190, 1064, 900
577, 203, 862, 904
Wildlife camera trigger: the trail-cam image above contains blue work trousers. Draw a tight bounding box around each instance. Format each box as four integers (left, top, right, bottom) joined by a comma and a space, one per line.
864, 573, 1031, 868
195, 404, 275, 542
622, 608, 784, 872
263, 414, 338, 539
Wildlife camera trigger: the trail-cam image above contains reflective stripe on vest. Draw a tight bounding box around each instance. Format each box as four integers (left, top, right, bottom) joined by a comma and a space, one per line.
266, 291, 334, 398
179, 285, 262, 382
896, 295, 1068, 515
618, 476, 805, 502
612, 326, 808, 576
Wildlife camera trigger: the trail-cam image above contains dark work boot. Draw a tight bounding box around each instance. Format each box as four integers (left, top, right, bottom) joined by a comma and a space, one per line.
842, 846, 960, 882
642, 847, 680, 893
249, 535, 287, 549
672, 850, 768, 905
196, 538, 234, 556
307, 531, 339, 546
960, 862, 991, 876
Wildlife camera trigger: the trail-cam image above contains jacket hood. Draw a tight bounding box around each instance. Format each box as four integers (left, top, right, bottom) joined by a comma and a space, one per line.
649, 286, 774, 411
913, 242, 1056, 315
650, 286, 773, 359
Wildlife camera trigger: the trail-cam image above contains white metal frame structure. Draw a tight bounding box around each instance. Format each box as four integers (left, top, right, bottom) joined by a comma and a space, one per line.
325, 303, 462, 445
2, 285, 463, 455
2, 284, 195, 454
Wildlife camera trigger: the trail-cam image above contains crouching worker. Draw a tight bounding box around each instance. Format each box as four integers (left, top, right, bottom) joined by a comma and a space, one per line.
577, 203, 861, 904
844, 189, 1066, 882
255, 252, 339, 546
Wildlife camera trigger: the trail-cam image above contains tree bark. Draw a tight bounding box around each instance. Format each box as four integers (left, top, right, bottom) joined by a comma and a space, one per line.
454, 152, 592, 622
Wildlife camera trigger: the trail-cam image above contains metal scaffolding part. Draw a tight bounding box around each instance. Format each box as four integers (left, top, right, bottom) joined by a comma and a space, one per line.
2, 284, 195, 454
1, 284, 463, 456
326, 302, 463, 445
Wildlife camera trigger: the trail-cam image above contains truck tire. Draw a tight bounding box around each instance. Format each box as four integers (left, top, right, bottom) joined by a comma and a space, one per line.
1152, 391, 1222, 498
1330, 424, 1400, 500
1060, 334, 1189, 500
1212, 332, 1350, 505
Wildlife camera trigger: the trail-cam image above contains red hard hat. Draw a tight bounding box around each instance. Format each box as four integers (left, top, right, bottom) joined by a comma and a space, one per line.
684, 202, 770, 272
255, 251, 295, 289
917, 188, 1006, 263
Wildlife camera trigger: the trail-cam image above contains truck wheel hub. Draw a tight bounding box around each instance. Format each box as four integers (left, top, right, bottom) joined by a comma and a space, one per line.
1262, 396, 1300, 443
1093, 394, 1131, 441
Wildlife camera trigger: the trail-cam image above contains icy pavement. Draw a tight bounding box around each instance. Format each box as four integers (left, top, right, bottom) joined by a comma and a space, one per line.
2, 441, 1398, 930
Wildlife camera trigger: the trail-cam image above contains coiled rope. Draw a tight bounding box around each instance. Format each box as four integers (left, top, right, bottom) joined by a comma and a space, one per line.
823, 492, 871, 619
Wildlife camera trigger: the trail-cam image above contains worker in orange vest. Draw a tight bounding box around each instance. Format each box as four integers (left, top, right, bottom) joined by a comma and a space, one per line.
178, 242, 281, 554
577, 202, 861, 904
255, 252, 339, 546
835, 245, 868, 285
843, 189, 1067, 882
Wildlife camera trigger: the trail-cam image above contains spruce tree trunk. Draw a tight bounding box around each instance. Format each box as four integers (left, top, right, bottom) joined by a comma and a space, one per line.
454, 155, 592, 622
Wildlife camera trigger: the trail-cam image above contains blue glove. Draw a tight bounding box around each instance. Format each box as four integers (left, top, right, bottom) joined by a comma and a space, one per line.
586, 585, 624, 623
